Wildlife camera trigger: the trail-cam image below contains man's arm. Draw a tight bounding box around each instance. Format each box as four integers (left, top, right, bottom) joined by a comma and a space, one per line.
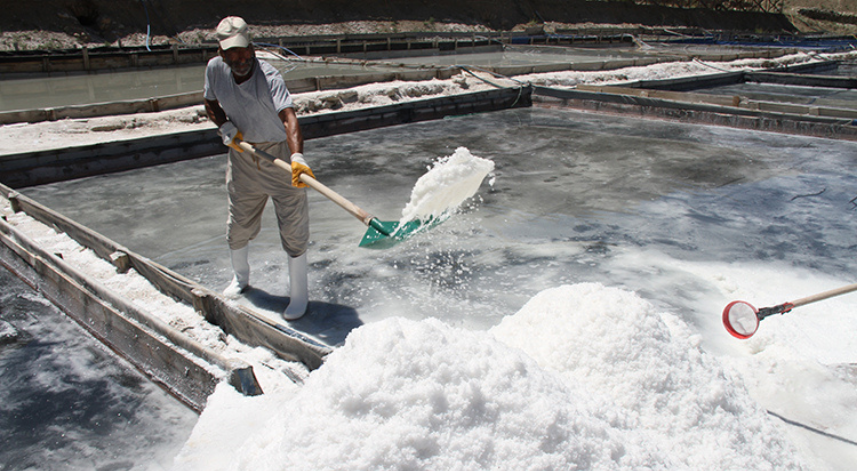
279, 107, 303, 155
205, 98, 228, 128
206, 98, 244, 152
280, 107, 313, 187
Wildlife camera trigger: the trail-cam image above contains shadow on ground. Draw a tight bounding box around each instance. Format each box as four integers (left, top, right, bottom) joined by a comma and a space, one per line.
241, 287, 363, 347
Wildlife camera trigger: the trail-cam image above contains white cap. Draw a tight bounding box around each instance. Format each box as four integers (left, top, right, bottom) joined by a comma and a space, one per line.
215, 16, 251, 50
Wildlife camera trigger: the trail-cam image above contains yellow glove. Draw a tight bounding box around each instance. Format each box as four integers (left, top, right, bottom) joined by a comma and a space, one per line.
227, 131, 244, 153
290, 153, 315, 188
218, 122, 244, 153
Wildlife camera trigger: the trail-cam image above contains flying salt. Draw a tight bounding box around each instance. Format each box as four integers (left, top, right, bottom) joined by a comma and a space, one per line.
398, 146, 494, 227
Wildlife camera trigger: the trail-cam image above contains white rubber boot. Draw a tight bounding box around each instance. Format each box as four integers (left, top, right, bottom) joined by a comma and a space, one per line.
283, 252, 308, 320
222, 245, 250, 299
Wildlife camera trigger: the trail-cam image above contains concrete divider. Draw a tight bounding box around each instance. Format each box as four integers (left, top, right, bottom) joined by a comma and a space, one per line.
0, 213, 248, 411
0, 69, 454, 125
577, 83, 857, 121
2, 184, 331, 369
0, 128, 223, 188
0, 91, 205, 125
0, 45, 217, 74
614, 60, 840, 92
0, 86, 532, 188
745, 71, 857, 89
533, 85, 857, 140
1, 182, 333, 408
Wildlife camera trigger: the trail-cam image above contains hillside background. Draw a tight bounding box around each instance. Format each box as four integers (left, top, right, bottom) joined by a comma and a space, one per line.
2, 0, 857, 51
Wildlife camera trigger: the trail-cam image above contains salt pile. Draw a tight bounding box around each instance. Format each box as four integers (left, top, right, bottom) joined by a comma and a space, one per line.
491, 283, 803, 469
398, 146, 494, 227
173, 283, 805, 470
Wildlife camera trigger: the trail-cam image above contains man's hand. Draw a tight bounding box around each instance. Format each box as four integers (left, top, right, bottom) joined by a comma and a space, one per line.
290, 153, 315, 188
218, 122, 244, 152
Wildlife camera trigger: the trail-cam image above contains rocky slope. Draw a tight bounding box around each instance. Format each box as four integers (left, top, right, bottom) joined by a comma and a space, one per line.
1, 0, 855, 51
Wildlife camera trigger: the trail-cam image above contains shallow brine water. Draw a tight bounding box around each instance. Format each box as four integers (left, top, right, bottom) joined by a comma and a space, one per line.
14, 106, 857, 469
0, 269, 198, 471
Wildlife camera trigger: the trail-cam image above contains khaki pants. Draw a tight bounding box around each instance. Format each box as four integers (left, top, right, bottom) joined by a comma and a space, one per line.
225, 141, 309, 257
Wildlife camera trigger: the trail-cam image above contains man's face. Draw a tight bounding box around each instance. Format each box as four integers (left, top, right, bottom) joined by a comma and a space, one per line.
221, 45, 255, 78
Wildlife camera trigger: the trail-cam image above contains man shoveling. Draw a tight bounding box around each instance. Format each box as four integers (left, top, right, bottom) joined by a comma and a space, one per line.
203, 16, 314, 320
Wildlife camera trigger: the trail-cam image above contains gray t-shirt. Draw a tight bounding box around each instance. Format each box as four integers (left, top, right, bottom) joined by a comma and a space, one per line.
203, 57, 293, 143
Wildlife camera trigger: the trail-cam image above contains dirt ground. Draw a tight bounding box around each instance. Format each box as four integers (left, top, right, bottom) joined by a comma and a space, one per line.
3, 0, 855, 52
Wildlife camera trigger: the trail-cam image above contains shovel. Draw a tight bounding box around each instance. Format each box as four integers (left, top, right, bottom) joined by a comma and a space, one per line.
235, 141, 423, 249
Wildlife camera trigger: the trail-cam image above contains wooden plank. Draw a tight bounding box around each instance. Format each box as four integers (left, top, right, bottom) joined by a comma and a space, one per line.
0, 214, 249, 370
192, 289, 329, 370
0, 222, 221, 411
2, 183, 332, 371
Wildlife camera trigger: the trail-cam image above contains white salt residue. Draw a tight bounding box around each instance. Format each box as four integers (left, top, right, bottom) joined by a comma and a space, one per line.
291, 74, 495, 116
399, 146, 494, 226
175, 283, 807, 470
1, 202, 308, 392
515, 51, 854, 89
490, 283, 806, 470
0, 320, 18, 344
172, 381, 302, 470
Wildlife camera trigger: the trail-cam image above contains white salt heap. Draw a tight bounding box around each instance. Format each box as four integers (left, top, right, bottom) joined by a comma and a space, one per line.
173, 283, 806, 470
491, 284, 804, 469
399, 146, 494, 226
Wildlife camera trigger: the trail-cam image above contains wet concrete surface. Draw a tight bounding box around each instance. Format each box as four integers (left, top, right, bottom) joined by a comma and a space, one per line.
0, 269, 197, 470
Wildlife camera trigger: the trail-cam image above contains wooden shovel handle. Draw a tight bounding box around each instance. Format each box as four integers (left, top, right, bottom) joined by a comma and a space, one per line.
235, 141, 375, 226
791, 281, 857, 308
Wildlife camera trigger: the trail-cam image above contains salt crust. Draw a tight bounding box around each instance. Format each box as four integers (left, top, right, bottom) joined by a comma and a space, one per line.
0, 198, 307, 393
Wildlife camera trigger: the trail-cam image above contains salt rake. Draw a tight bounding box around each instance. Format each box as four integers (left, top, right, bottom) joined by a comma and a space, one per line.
236, 141, 426, 249
722, 281, 857, 339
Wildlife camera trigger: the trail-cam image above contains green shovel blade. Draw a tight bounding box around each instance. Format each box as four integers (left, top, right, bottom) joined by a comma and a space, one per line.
359, 217, 438, 249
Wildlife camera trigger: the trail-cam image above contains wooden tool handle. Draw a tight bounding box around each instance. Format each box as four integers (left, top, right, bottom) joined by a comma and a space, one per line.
791, 282, 857, 308
298, 173, 373, 226
236, 141, 374, 227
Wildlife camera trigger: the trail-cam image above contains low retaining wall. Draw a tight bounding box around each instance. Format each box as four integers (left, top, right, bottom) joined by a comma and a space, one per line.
0, 67, 456, 125
0, 183, 331, 409
533, 86, 857, 141
531, 60, 857, 140
0, 44, 216, 75
0, 85, 533, 188
0, 201, 261, 411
